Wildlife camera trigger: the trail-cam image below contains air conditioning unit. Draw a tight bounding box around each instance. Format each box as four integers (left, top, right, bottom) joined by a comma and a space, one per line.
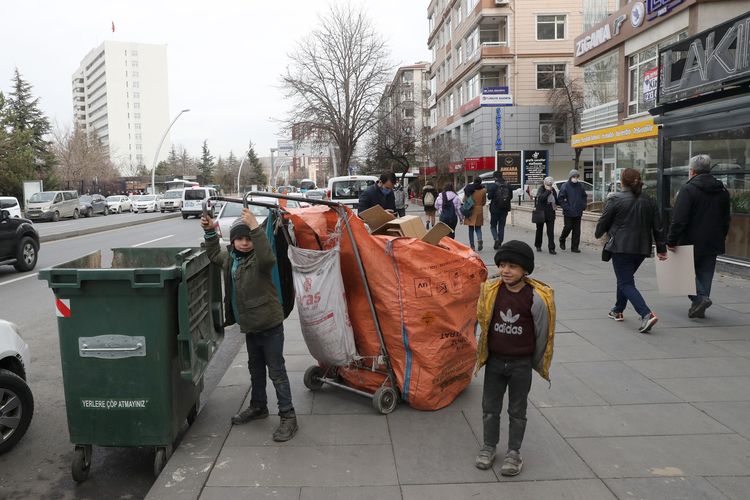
539, 123, 555, 144
495, 0, 510, 5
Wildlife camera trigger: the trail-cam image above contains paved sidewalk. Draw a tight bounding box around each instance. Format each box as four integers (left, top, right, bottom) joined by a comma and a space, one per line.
148, 219, 750, 500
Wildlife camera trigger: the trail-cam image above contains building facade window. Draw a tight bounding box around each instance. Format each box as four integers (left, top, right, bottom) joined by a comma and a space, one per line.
582, 0, 610, 31
134, 123, 141, 130
455, 43, 463, 66
132, 81, 139, 88
131, 60, 138, 67
536, 64, 566, 89
539, 113, 567, 143
446, 56, 452, 78
133, 92, 140, 99
627, 33, 688, 116
467, 73, 480, 100
467, 0, 478, 12
583, 52, 619, 108
481, 70, 505, 89
134, 113, 141, 119
537, 15, 566, 40
465, 27, 479, 60
455, 2, 463, 25
448, 93, 455, 115
133, 102, 140, 109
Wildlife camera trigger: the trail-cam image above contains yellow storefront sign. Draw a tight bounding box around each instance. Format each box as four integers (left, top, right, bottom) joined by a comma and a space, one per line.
571, 118, 658, 148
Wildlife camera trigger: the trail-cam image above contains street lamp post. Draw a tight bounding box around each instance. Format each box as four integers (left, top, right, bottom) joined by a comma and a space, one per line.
270, 147, 278, 189
151, 108, 190, 195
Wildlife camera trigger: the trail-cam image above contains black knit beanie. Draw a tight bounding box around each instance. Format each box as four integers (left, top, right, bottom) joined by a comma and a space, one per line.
230, 218, 252, 243
494, 240, 534, 274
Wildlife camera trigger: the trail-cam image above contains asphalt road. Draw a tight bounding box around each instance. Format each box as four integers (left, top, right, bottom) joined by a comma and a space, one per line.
32, 209, 179, 240
0, 217, 244, 500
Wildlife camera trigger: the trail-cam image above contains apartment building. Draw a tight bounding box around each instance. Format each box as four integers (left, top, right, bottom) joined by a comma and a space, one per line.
426, 0, 582, 186
72, 41, 170, 172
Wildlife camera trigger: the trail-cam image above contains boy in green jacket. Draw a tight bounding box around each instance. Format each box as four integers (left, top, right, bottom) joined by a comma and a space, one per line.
201, 208, 297, 442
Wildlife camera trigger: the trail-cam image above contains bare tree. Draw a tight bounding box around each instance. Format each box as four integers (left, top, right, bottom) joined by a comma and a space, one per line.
51, 122, 118, 191
282, 4, 391, 175
366, 118, 416, 179
547, 76, 584, 169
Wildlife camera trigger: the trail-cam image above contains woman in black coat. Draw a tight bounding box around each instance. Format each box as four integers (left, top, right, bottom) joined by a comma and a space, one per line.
534, 176, 558, 254
595, 168, 668, 334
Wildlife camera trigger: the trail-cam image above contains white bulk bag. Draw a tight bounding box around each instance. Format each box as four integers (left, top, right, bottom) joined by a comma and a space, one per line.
288, 242, 358, 366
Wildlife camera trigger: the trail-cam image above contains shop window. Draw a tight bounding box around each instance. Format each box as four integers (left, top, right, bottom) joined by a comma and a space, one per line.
537, 64, 566, 90
628, 33, 687, 116
537, 15, 566, 40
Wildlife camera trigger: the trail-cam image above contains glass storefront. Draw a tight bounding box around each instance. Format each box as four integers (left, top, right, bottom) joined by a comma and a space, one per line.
589, 138, 658, 205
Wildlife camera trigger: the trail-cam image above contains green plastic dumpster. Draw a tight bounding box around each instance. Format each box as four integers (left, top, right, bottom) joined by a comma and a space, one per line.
38, 247, 224, 481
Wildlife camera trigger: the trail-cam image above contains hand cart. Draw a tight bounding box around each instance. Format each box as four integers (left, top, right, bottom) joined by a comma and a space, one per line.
201, 192, 400, 414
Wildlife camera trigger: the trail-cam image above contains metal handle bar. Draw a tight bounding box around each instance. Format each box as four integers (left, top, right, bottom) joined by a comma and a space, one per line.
201, 195, 286, 217
245, 191, 346, 209
81, 343, 143, 352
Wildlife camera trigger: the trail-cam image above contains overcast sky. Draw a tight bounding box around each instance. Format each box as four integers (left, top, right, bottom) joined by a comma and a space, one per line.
2, 0, 429, 160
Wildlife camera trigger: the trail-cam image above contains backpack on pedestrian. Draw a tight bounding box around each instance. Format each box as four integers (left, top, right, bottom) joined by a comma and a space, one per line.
491, 183, 511, 211
461, 195, 475, 217
424, 191, 435, 208
439, 192, 458, 228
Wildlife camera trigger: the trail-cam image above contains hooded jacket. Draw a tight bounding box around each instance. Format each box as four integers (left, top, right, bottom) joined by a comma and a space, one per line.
595, 191, 667, 256
358, 184, 396, 214
667, 173, 731, 255
475, 276, 556, 381
558, 178, 588, 218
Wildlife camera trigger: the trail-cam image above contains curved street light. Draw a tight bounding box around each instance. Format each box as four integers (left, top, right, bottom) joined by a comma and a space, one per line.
151, 108, 190, 195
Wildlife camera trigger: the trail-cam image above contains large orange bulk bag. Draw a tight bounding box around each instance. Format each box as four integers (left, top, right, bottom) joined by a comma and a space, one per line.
285, 207, 487, 410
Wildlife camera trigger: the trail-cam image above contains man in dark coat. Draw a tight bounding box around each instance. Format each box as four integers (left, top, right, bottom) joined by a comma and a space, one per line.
486, 171, 512, 250
358, 172, 397, 215
558, 169, 588, 253
667, 154, 731, 319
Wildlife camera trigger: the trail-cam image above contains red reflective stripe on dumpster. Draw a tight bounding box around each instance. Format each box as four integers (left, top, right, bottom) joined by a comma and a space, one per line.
56, 298, 71, 318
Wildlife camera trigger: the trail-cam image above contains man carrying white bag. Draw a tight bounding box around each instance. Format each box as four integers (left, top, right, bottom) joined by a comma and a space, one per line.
288, 239, 358, 366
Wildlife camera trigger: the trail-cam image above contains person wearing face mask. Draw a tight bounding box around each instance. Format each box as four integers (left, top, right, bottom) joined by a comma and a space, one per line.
557, 169, 588, 253
534, 177, 558, 254
357, 171, 397, 215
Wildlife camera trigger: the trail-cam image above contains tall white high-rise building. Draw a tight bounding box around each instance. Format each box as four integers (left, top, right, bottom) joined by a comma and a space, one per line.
72, 41, 170, 172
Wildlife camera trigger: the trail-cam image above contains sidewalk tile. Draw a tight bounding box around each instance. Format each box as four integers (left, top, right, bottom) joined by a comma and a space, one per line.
568, 434, 750, 478
553, 343, 614, 363
709, 340, 750, 357
188, 385, 249, 438
655, 376, 750, 402
529, 364, 608, 408
717, 302, 750, 314
224, 414, 389, 447
635, 329, 741, 358
200, 486, 300, 500
693, 402, 750, 438
206, 445, 398, 487
706, 476, 750, 500
401, 479, 615, 500
569, 325, 674, 360
236, 371, 315, 415
310, 386, 381, 415
388, 410, 493, 484
625, 357, 750, 379
683, 325, 750, 342
283, 354, 319, 373
300, 486, 402, 500
565, 361, 680, 404
465, 408, 596, 481
604, 477, 727, 500
542, 403, 732, 438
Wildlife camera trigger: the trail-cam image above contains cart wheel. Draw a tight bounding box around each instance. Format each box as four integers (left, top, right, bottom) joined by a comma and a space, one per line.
303, 365, 325, 391
187, 402, 198, 426
71, 445, 92, 483
372, 387, 398, 414
154, 447, 169, 477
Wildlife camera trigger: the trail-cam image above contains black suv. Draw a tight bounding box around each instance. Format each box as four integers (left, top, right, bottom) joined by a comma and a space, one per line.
0, 209, 39, 272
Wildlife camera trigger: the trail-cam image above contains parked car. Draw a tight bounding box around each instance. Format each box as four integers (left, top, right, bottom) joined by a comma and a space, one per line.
106, 195, 132, 214
159, 189, 183, 212
181, 187, 218, 219
132, 195, 158, 213
0, 197, 22, 218
0, 209, 39, 272
212, 197, 303, 246
327, 175, 377, 210
78, 194, 109, 217
0, 319, 34, 455
25, 191, 80, 222
304, 189, 327, 202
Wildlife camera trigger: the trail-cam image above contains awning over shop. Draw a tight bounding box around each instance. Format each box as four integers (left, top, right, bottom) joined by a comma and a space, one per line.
571, 118, 658, 149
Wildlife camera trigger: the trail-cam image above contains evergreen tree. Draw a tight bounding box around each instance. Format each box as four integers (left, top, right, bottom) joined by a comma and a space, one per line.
246, 141, 267, 186
198, 140, 214, 184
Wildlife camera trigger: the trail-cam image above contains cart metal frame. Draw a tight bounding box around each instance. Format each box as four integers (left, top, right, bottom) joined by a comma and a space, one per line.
201, 192, 400, 413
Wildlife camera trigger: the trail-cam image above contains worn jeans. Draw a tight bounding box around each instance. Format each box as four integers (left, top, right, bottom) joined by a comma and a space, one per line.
489, 210, 509, 245
482, 356, 532, 451
560, 216, 582, 250
611, 253, 651, 318
468, 225, 483, 248
245, 323, 294, 413
690, 253, 717, 304
534, 220, 556, 251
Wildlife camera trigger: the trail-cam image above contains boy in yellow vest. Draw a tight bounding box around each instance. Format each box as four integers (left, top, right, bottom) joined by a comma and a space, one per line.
474, 240, 555, 475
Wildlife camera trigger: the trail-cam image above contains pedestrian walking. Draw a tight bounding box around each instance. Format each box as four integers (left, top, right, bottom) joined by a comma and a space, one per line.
435, 183, 462, 239
486, 171, 512, 250
534, 177, 558, 254
667, 154, 731, 318
474, 240, 555, 476
201, 209, 298, 442
557, 169, 587, 253
595, 168, 667, 334
463, 178, 487, 251
422, 179, 438, 229
358, 172, 397, 215
394, 181, 407, 217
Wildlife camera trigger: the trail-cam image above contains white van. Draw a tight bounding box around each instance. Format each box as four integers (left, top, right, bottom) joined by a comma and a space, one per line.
327, 175, 378, 210
299, 179, 316, 193
181, 187, 218, 219
25, 191, 80, 221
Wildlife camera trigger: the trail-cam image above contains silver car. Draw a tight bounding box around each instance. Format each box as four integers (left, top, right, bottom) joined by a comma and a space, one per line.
211, 197, 302, 246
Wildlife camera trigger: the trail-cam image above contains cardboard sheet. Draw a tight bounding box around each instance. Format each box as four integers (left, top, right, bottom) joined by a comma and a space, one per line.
655, 245, 697, 296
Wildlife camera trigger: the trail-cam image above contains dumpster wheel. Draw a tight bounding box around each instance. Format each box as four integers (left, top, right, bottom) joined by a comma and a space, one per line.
303, 365, 325, 391
187, 402, 199, 426
71, 445, 92, 483
372, 387, 398, 414
154, 445, 172, 477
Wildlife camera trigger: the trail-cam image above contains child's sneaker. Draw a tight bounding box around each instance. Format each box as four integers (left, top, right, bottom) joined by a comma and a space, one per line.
500, 449, 523, 476
475, 446, 496, 470
639, 312, 658, 333
608, 309, 624, 321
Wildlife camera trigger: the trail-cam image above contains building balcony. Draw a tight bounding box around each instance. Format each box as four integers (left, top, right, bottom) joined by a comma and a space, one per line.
481, 43, 511, 58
